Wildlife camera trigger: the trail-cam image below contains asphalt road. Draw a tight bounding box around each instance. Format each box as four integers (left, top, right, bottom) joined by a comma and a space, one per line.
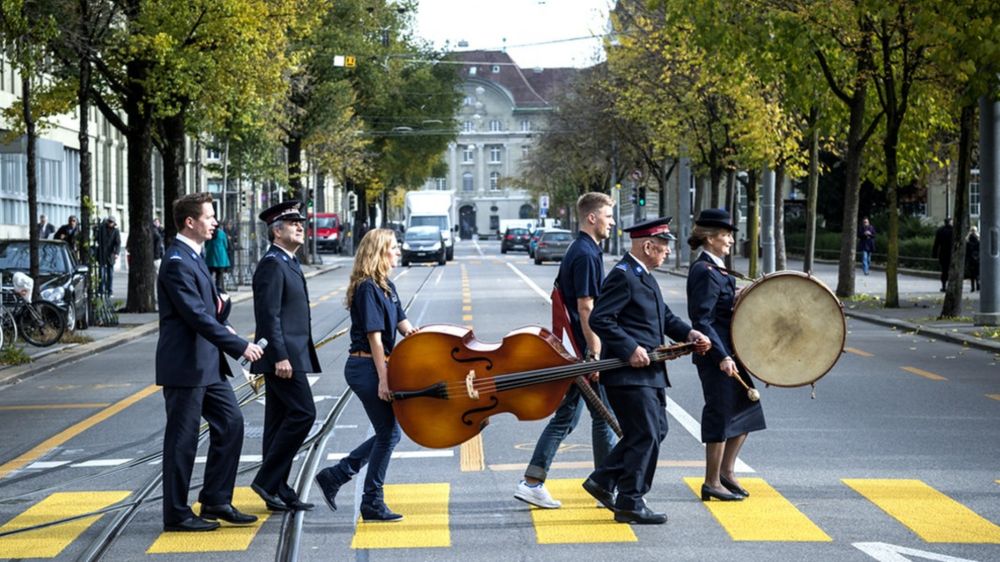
0, 239, 997, 562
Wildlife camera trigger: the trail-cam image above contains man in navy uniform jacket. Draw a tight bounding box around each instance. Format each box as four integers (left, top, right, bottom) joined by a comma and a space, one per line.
249, 200, 321, 512
583, 217, 710, 525
157, 193, 264, 532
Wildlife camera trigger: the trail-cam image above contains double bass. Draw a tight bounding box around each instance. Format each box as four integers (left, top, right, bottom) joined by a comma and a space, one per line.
387, 324, 695, 449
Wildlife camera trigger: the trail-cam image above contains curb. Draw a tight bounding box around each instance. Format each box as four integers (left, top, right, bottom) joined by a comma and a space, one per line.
655, 266, 1000, 355
0, 264, 342, 386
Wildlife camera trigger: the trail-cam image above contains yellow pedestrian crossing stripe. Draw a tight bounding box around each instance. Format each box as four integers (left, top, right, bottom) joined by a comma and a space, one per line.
843, 479, 1000, 543
350, 483, 450, 549
146, 487, 272, 553
0, 491, 130, 558
529, 479, 636, 544
683, 477, 832, 542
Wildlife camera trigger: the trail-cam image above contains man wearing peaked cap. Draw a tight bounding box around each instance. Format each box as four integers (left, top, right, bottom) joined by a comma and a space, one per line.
249, 199, 321, 512
583, 215, 711, 524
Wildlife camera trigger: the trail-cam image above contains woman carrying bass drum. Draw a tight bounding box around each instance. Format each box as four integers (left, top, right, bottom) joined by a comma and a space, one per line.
686, 209, 765, 503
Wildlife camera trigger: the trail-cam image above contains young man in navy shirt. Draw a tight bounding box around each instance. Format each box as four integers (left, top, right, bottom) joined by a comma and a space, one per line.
515, 192, 618, 509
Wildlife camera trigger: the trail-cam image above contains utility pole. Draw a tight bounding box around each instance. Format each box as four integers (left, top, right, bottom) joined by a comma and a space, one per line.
976, 96, 999, 326
762, 165, 776, 274
678, 156, 692, 266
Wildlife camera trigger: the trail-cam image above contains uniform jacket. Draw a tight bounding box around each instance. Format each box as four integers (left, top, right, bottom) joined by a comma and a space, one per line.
155, 241, 247, 387
589, 253, 692, 388
251, 245, 321, 374
686, 252, 736, 367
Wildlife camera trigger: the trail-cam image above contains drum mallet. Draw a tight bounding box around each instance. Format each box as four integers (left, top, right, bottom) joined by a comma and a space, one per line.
731, 373, 760, 402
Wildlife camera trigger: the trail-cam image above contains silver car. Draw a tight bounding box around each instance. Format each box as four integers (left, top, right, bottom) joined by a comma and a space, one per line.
534, 229, 574, 264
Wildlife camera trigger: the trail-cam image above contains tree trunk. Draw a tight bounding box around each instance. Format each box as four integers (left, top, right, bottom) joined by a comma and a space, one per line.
884, 122, 901, 307
710, 166, 722, 208
724, 170, 737, 270
746, 170, 759, 278
23, 69, 40, 292
941, 103, 975, 318
693, 175, 706, 217
124, 61, 156, 312
774, 163, 786, 271
287, 135, 305, 203
836, 85, 868, 298
804, 120, 819, 274
78, 45, 94, 327
159, 112, 186, 242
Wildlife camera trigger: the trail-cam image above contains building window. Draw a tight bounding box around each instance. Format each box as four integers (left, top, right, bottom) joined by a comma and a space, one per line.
489, 145, 501, 163
520, 119, 531, 132
206, 148, 222, 161
462, 172, 474, 192
463, 96, 474, 106
492, 65, 500, 73
489, 172, 500, 191
468, 66, 477, 76
970, 169, 981, 217
463, 120, 474, 133
435, 177, 447, 190
462, 146, 475, 163
489, 119, 502, 132
522, 145, 530, 159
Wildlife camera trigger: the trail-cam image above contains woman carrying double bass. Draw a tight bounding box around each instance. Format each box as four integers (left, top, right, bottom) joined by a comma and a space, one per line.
686, 209, 766, 502
314, 229, 417, 522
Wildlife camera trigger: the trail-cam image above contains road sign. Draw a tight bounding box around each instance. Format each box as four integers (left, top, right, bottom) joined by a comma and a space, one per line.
630, 169, 642, 181
345, 55, 356, 68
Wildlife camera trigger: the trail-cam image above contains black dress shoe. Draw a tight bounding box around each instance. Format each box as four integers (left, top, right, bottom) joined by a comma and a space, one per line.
582, 478, 617, 511
164, 515, 220, 532
251, 482, 290, 511
315, 468, 345, 512
200, 504, 258, 524
701, 484, 744, 502
613, 505, 668, 525
720, 475, 750, 497
278, 485, 315, 511
360, 504, 403, 522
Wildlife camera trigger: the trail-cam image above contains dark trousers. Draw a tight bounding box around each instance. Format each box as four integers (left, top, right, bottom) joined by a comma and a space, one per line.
161, 380, 244, 525
253, 372, 316, 497
589, 385, 668, 511
98, 263, 114, 295
324, 357, 400, 508
939, 259, 950, 288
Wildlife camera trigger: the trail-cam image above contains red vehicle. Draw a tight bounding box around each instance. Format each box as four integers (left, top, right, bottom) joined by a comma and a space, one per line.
309, 213, 341, 253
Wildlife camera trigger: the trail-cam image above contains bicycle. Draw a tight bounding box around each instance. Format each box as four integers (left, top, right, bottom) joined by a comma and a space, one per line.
1, 289, 66, 347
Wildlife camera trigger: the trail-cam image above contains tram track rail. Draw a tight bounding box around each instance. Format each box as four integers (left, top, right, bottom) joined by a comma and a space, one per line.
0, 264, 438, 562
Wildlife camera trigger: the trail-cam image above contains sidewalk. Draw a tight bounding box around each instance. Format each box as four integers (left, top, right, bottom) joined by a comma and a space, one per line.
659, 255, 1000, 355
0, 258, 345, 386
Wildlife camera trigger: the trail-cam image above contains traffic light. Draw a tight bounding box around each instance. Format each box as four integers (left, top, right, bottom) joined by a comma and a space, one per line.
629, 185, 637, 204
638, 186, 646, 207
347, 192, 358, 213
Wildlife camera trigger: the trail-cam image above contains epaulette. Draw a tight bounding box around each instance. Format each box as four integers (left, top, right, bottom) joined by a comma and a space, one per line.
615, 263, 628, 272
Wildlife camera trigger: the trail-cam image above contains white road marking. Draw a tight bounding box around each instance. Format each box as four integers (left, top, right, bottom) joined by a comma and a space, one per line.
665, 397, 754, 473
853, 542, 979, 562
505, 262, 550, 302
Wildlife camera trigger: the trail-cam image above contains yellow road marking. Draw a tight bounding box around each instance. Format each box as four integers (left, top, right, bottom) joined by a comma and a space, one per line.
900, 366, 947, 381
462, 305, 472, 312
844, 347, 873, 357
460, 433, 484, 472
986, 394, 1000, 401
462, 315, 473, 322
0, 491, 130, 558
351, 483, 450, 549
529, 479, 637, 544
147, 488, 271, 553
490, 460, 706, 471
844, 479, 1000, 543
0, 403, 110, 411
684, 477, 831, 541
0, 385, 160, 479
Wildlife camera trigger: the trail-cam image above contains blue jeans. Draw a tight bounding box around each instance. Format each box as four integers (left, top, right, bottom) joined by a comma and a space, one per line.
99, 263, 114, 295
861, 251, 871, 275
524, 379, 617, 482
327, 357, 400, 508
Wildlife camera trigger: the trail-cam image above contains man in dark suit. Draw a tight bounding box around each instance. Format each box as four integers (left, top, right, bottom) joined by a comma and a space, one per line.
249, 201, 321, 512
157, 193, 264, 532
584, 217, 710, 525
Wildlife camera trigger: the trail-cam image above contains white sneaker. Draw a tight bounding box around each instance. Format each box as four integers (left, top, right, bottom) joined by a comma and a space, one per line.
514, 480, 562, 509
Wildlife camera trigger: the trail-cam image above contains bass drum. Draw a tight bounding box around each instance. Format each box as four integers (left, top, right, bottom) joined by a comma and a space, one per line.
730, 271, 845, 388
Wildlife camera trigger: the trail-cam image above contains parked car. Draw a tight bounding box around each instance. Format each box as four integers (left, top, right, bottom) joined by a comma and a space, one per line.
534, 229, 574, 264
527, 228, 546, 258
401, 226, 446, 266
0, 239, 88, 331
501, 227, 532, 254
309, 213, 341, 253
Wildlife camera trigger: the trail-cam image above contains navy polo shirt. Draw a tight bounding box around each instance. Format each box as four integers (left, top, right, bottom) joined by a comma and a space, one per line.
349, 278, 406, 354
557, 231, 604, 353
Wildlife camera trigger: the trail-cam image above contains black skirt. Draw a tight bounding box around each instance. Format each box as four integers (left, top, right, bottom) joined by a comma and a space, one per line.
694, 355, 766, 443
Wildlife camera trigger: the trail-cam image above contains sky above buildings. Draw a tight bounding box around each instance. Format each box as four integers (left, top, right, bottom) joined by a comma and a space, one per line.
412, 0, 613, 69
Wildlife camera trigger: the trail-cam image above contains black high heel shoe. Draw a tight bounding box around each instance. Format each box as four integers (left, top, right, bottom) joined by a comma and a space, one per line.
720, 475, 750, 498
701, 484, 743, 502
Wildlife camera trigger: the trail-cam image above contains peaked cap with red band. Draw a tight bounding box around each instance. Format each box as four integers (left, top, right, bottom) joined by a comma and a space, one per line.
624, 216, 676, 241
259, 200, 307, 225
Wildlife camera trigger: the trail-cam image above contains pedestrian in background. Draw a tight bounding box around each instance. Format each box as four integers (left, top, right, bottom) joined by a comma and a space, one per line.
314, 229, 417, 522
37, 214, 55, 239
857, 217, 876, 276
156, 193, 263, 532
55, 216, 80, 260
95, 216, 121, 296
687, 209, 765, 503
966, 226, 980, 293
932, 218, 953, 292
515, 192, 617, 509
250, 201, 320, 513
152, 218, 165, 275
205, 226, 231, 293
